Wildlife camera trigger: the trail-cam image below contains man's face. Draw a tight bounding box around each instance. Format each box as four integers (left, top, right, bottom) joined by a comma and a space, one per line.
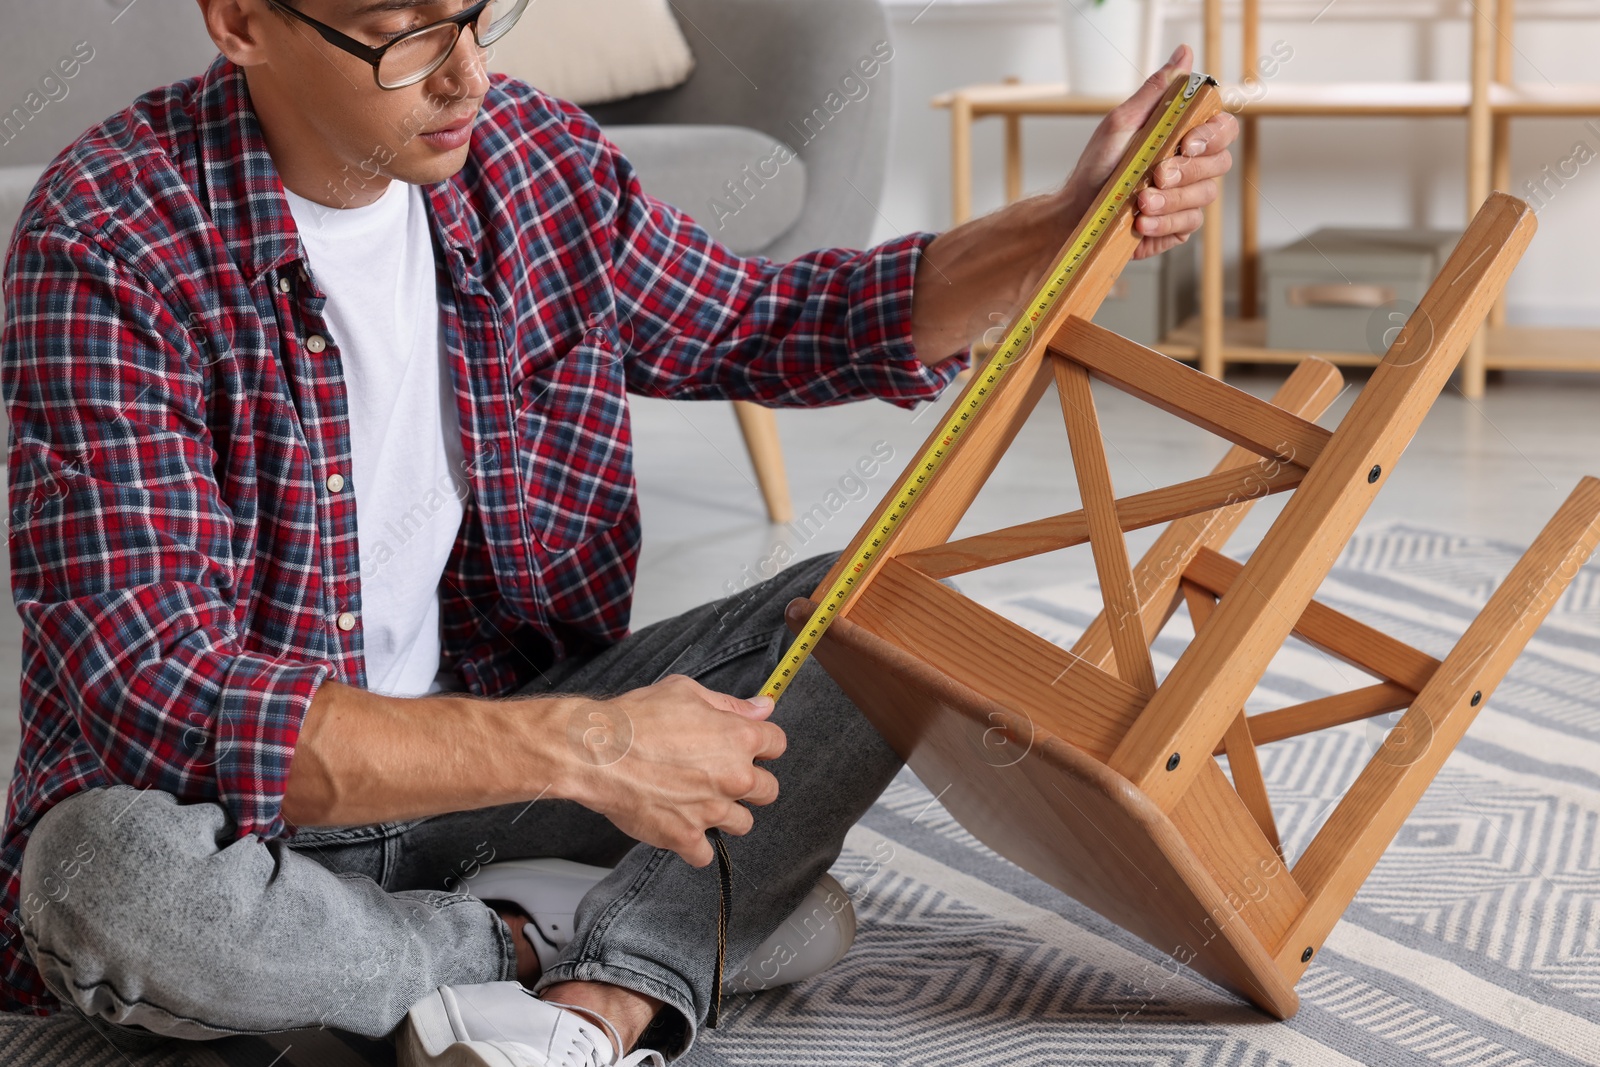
213, 0, 491, 207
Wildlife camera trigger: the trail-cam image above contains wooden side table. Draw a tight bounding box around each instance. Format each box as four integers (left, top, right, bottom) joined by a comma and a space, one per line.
932, 0, 1600, 394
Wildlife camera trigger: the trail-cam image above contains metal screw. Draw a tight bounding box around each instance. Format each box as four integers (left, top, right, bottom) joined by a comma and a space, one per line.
1301, 946, 1314, 963
1471, 691, 1482, 707
1166, 752, 1181, 772
1367, 465, 1382, 484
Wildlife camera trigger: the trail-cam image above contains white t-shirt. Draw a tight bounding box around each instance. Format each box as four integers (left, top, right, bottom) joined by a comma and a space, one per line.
283, 179, 467, 697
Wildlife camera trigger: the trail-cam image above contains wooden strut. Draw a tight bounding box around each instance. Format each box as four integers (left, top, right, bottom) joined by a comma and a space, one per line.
796, 79, 1597, 1019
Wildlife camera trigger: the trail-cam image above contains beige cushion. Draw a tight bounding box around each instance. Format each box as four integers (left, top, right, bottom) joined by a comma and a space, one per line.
488, 0, 695, 106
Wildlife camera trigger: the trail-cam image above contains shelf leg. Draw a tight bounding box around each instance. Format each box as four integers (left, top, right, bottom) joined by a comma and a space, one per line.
1489, 0, 1514, 329
1489, 116, 1511, 330
951, 93, 973, 226
1240, 117, 1260, 320
1462, 0, 1496, 397
1467, 0, 1494, 218
1003, 76, 1023, 205
1201, 200, 1225, 380
1240, 0, 1260, 319
1199, 0, 1226, 380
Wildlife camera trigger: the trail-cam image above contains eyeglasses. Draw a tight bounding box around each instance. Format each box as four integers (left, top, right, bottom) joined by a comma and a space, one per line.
266, 0, 530, 90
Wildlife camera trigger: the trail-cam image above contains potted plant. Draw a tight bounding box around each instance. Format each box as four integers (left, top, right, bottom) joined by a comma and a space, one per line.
1058, 0, 1154, 97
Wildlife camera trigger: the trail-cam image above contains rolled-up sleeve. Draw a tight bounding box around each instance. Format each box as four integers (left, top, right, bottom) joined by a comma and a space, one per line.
549, 98, 970, 408
2, 226, 333, 841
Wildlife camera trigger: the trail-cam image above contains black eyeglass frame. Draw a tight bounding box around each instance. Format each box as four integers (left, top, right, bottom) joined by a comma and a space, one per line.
264, 0, 527, 90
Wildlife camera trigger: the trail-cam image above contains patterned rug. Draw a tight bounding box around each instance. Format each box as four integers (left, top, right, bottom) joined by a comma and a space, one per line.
3, 522, 1598, 1066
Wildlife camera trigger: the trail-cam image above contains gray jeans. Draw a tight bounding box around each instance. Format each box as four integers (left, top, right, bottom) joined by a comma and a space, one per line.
17, 551, 900, 1059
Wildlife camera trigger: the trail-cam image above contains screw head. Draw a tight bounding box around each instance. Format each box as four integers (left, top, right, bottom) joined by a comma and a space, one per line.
1471, 691, 1482, 707
1301, 946, 1314, 963
1367, 465, 1382, 484
1166, 752, 1181, 772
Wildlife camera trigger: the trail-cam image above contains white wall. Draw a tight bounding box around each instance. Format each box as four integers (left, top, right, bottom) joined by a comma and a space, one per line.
874, 0, 1600, 325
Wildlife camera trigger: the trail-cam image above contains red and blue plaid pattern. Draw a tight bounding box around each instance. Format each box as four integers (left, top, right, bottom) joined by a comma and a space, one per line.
0, 55, 961, 1012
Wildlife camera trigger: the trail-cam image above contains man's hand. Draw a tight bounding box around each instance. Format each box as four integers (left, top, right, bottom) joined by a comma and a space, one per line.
283, 676, 783, 866
559, 675, 787, 867
1059, 44, 1237, 259
910, 43, 1237, 363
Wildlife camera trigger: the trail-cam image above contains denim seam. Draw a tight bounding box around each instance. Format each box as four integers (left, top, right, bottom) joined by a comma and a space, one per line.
380, 830, 398, 890
288, 818, 420, 847
485, 904, 519, 983
535, 959, 696, 1057
667, 629, 781, 686
26, 942, 308, 1039
573, 847, 672, 969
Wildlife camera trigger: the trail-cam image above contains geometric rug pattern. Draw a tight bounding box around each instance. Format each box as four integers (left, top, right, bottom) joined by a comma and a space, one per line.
4, 522, 1597, 1065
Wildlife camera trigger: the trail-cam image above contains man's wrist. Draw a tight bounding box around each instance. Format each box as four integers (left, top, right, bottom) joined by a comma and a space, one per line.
499, 692, 602, 810
1053, 174, 1096, 227
1007, 188, 1090, 310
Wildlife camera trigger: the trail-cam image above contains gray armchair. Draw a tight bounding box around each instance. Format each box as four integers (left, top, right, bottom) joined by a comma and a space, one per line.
582, 0, 898, 523
0, 0, 900, 523
587, 0, 895, 264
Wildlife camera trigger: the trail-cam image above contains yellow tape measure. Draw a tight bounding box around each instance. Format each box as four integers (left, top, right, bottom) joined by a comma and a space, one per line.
759, 71, 1216, 704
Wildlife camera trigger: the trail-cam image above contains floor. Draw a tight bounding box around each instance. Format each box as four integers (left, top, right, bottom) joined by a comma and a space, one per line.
1, 364, 1597, 775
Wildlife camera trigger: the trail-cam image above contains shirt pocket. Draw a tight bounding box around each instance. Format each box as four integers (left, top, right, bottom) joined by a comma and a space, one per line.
512, 338, 634, 555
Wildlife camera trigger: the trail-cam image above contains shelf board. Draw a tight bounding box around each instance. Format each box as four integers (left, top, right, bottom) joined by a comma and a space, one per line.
1228, 82, 1472, 117
930, 83, 1122, 116
1483, 325, 1600, 371
1489, 83, 1600, 116
1154, 315, 1382, 367
933, 81, 1600, 121
1155, 317, 1600, 373
931, 82, 1480, 119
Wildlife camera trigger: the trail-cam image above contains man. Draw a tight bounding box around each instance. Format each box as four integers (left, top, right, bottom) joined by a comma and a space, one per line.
0, 0, 1235, 1063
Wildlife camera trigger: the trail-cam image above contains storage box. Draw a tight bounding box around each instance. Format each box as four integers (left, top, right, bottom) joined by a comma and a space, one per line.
1263, 227, 1461, 353
1092, 238, 1196, 347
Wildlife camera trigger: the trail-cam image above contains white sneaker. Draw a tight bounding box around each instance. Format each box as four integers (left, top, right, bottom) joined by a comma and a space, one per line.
462, 859, 856, 994
398, 981, 662, 1067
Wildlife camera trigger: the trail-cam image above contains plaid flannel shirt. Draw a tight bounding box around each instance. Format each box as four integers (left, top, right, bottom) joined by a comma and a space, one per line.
0, 54, 961, 1012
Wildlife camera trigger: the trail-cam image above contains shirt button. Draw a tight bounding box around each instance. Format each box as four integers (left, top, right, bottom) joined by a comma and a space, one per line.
306, 334, 327, 353
326, 473, 345, 493
277, 277, 292, 293
337, 611, 356, 632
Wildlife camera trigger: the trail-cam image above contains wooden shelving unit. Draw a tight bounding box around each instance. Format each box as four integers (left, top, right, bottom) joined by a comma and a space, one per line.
932, 0, 1600, 395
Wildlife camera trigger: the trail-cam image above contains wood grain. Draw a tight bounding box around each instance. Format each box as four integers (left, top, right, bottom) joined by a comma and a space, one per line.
1184, 547, 1442, 691
900, 458, 1307, 580
1109, 194, 1537, 809
1274, 475, 1600, 975
1214, 684, 1416, 754
844, 558, 1146, 760
1051, 315, 1333, 466
796, 596, 1301, 1018
1069, 359, 1345, 671
1055, 358, 1157, 694
1183, 582, 1284, 859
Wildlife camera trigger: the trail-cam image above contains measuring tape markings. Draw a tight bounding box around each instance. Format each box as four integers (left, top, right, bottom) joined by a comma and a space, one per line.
760, 72, 1217, 703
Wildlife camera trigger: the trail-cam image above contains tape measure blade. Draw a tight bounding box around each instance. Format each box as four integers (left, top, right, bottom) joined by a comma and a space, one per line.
760, 73, 1219, 702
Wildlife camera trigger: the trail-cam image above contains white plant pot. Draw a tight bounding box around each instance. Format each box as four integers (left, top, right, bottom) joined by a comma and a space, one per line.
1058, 0, 1148, 97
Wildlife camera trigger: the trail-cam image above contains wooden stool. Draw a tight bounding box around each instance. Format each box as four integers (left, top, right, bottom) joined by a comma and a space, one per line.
787, 187, 1600, 1017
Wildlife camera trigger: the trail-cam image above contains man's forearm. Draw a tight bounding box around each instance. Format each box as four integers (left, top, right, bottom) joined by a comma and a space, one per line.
281, 679, 576, 828
909, 187, 1089, 366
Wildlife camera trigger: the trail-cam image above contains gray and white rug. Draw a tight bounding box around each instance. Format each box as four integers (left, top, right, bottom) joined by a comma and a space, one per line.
5, 522, 1598, 1066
